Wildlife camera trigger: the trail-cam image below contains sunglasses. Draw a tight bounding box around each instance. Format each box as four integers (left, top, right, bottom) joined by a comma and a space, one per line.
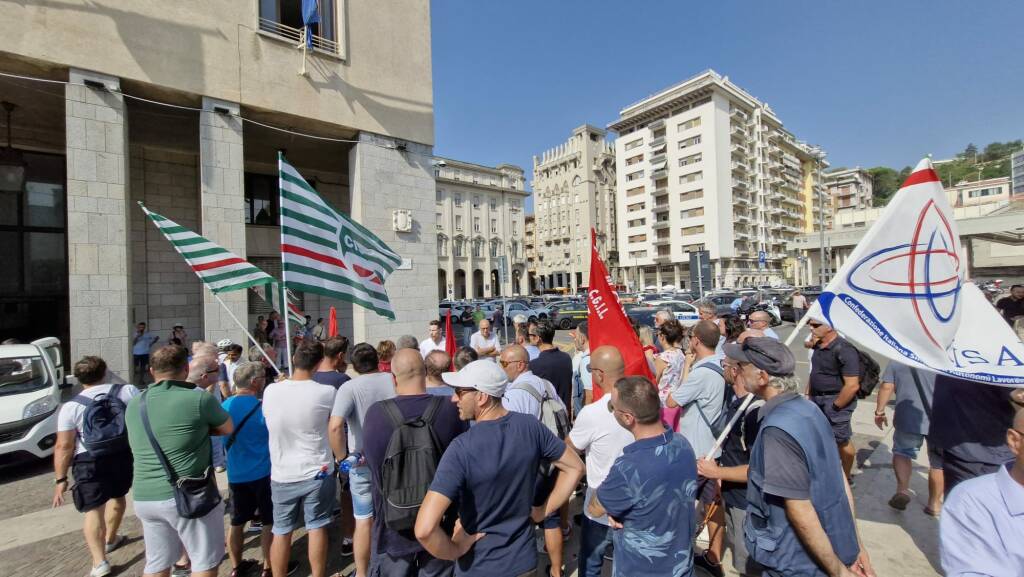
454, 388, 477, 399
498, 359, 524, 368
808, 323, 823, 329
527, 333, 539, 338
606, 401, 634, 417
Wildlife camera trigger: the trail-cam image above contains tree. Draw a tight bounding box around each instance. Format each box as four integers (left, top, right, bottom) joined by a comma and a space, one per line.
963, 143, 978, 160
868, 166, 901, 206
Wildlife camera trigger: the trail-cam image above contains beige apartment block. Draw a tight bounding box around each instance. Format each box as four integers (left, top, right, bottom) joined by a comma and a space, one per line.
531, 125, 617, 293
609, 69, 823, 290
825, 166, 874, 220
525, 215, 538, 291
944, 176, 1011, 208
0, 0, 435, 377
433, 158, 528, 299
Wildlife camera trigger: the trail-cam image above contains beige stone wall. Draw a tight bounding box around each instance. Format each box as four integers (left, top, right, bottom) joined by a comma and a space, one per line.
1, 0, 433, 145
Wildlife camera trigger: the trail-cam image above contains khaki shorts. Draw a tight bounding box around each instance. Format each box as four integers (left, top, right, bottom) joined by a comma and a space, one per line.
134, 498, 225, 574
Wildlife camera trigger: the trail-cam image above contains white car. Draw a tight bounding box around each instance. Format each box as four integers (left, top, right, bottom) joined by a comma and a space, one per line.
646, 300, 701, 328
0, 338, 66, 462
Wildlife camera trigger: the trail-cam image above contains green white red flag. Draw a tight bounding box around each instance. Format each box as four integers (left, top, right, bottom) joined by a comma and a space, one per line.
278, 153, 400, 320
139, 203, 273, 293
250, 282, 306, 326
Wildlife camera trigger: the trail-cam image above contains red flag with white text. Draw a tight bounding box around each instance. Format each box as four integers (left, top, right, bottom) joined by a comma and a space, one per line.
587, 229, 654, 400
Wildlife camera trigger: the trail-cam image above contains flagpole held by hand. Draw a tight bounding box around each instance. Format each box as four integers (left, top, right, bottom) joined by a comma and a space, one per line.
212, 293, 282, 375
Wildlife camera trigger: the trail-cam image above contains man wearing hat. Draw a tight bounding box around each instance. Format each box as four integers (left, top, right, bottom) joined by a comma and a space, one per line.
726, 337, 875, 577
414, 360, 585, 577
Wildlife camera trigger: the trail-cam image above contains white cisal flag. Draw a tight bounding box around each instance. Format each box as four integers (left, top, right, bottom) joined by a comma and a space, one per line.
808, 158, 1024, 386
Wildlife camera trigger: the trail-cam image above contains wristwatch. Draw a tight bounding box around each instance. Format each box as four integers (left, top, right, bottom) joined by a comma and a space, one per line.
874, 410, 886, 416
54, 477, 67, 485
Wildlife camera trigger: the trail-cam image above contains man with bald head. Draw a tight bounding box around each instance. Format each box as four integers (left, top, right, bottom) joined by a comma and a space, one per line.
590, 345, 626, 399
501, 345, 560, 420
362, 349, 467, 576
470, 318, 501, 361
424, 350, 454, 397
746, 310, 779, 340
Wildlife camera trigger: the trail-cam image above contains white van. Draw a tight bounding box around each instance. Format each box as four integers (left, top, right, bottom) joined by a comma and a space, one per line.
0, 338, 66, 463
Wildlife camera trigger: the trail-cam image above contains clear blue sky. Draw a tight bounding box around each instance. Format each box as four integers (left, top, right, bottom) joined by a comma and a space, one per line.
430, 0, 1024, 209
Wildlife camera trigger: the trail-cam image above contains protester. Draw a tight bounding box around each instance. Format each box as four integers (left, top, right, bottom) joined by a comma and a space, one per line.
529, 319, 573, 409
132, 322, 159, 386
746, 311, 779, 340
330, 343, 397, 577
221, 362, 280, 577
697, 300, 717, 322
250, 342, 279, 382
262, 341, 337, 577
469, 319, 501, 361
652, 310, 673, 353
414, 360, 584, 576
500, 344, 568, 575
397, 335, 420, 352
53, 356, 138, 577
874, 361, 943, 514
218, 343, 244, 399
928, 373, 1016, 496
590, 375, 699, 577
362, 350, 467, 576
666, 320, 726, 459
461, 306, 477, 346
570, 321, 592, 413
453, 346, 478, 371
516, 325, 540, 361
723, 315, 745, 343
653, 319, 687, 431
171, 324, 188, 348
791, 290, 808, 320
378, 340, 397, 373
313, 336, 351, 390
270, 321, 288, 369
424, 350, 455, 396
567, 346, 634, 577
994, 284, 1024, 327
733, 337, 875, 577
806, 318, 861, 480
939, 392, 1024, 574
311, 317, 327, 341
125, 345, 233, 577
254, 318, 269, 347
188, 352, 227, 473
419, 320, 447, 358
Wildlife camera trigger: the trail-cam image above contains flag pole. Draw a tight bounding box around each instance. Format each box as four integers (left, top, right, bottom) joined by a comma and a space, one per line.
278, 152, 293, 373
212, 292, 281, 375
703, 312, 813, 459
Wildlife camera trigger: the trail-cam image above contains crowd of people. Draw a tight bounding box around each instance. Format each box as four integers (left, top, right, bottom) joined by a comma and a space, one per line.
50, 304, 1024, 577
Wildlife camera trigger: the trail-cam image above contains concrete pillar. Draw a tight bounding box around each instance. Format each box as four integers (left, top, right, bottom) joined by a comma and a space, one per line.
673, 265, 681, 289
65, 69, 131, 377
655, 267, 663, 288
198, 97, 246, 347
348, 132, 436, 342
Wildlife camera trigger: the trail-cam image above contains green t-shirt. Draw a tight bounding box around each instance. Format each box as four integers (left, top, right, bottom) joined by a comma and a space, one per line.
472, 310, 485, 324
125, 380, 230, 502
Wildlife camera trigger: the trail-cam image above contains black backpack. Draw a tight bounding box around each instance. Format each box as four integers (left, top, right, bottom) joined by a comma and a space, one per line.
692, 363, 734, 438
379, 397, 445, 531
835, 340, 881, 399
75, 384, 129, 457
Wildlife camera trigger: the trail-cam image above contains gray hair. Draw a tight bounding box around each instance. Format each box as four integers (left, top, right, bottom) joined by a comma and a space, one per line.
233, 362, 264, 389
654, 310, 673, 323
192, 341, 218, 358
767, 373, 802, 394
637, 325, 655, 348
396, 335, 419, 350
697, 300, 717, 316
187, 354, 216, 383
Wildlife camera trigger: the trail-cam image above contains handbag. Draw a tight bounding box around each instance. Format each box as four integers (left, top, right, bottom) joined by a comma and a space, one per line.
139, 389, 222, 519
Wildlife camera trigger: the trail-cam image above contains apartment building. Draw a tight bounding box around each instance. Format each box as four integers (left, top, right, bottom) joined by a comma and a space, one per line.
825, 167, 874, 219
531, 125, 617, 293
524, 215, 538, 293
608, 70, 822, 290
434, 158, 528, 299
0, 1, 435, 375
1012, 149, 1024, 197
945, 176, 1012, 208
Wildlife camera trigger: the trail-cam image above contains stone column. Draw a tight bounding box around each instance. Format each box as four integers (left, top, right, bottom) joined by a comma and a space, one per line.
348, 132, 436, 343
66, 69, 131, 377
199, 97, 246, 346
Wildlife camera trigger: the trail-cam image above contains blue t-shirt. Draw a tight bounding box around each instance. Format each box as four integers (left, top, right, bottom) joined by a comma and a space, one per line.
597, 428, 698, 577
429, 411, 566, 577
221, 395, 271, 483
313, 370, 351, 390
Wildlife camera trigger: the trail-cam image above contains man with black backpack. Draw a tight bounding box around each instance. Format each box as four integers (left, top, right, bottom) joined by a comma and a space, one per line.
362, 349, 467, 576
806, 319, 861, 480
53, 356, 139, 577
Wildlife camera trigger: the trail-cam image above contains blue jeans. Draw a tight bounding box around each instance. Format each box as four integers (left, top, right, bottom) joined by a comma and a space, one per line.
580, 515, 613, 577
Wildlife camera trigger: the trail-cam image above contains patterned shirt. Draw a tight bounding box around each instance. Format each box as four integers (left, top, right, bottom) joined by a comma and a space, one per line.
597, 427, 698, 577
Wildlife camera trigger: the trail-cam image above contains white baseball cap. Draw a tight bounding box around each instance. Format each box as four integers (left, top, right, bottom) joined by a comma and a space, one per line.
513, 314, 527, 324
441, 359, 508, 397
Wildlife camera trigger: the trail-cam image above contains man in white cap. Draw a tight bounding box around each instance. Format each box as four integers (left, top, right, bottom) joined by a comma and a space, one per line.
414, 360, 585, 577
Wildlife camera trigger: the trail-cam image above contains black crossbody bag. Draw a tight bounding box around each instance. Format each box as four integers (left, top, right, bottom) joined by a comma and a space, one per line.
139, 389, 222, 519
225, 401, 262, 452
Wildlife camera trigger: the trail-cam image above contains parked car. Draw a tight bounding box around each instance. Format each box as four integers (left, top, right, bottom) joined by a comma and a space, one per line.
625, 306, 660, 329
550, 302, 587, 329
779, 290, 823, 322
701, 293, 740, 317
645, 300, 701, 327
0, 338, 67, 463
503, 301, 554, 324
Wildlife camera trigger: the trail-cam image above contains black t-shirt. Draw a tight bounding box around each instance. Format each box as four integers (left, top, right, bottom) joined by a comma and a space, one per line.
808, 337, 860, 395
312, 370, 351, 390
529, 348, 574, 409
362, 394, 468, 557
928, 374, 1014, 465
761, 427, 811, 501
995, 296, 1024, 325
719, 394, 762, 510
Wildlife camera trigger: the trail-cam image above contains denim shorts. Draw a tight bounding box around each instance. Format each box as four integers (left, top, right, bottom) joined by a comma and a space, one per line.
270, 474, 337, 535
894, 431, 942, 469
349, 465, 374, 520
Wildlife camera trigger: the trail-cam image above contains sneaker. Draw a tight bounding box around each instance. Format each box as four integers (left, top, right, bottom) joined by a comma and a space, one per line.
215, 466, 226, 473
693, 551, 724, 577
246, 520, 263, 534
104, 534, 127, 554
339, 537, 353, 557
90, 561, 112, 577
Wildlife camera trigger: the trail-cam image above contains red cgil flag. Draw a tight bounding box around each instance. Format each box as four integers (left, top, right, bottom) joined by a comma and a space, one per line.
328, 306, 338, 337
444, 307, 458, 371
587, 228, 653, 401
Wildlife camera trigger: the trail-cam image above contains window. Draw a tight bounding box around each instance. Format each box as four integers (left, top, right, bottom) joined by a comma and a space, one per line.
626, 186, 645, 197
680, 207, 704, 219
627, 202, 646, 212
627, 218, 646, 227
679, 170, 703, 184
437, 236, 448, 257
628, 234, 647, 243
624, 138, 643, 151
473, 217, 481, 233
453, 237, 464, 257
435, 212, 443, 230
489, 198, 497, 211
490, 218, 497, 234
435, 189, 444, 204
511, 221, 519, 236
679, 189, 704, 202
969, 187, 1002, 198
677, 117, 701, 131
629, 250, 648, 258
681, 225, 705, 236
490, 241, 501, 258
259, 0, 339, 54
472, 238, 484, 258
455, 215, 463, 231
678, 135, 702, 149
244, 172, 280, 225
626, 154, 644, 166
626, 170, 644, 182
678, 153, 702, 167
657, 245, 671, 256
454, 194, 463, 207
473, 196, 480, 209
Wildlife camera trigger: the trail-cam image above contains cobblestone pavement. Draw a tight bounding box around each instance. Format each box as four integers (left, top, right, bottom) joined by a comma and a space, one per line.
0, 323, 939, 576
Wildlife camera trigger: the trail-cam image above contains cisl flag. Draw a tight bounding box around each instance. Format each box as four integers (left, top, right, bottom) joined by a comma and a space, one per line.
809, 158, 1024, 386
587, 229, 654, 400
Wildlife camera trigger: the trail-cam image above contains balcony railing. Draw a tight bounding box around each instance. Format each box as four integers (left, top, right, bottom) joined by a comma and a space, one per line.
259, 18, 340, 54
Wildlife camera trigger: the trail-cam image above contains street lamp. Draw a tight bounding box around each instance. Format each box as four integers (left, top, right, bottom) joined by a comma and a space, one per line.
806, 145, 828, 287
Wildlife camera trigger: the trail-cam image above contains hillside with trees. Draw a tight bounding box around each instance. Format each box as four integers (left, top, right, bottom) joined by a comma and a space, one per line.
865, 140, 1021, 206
